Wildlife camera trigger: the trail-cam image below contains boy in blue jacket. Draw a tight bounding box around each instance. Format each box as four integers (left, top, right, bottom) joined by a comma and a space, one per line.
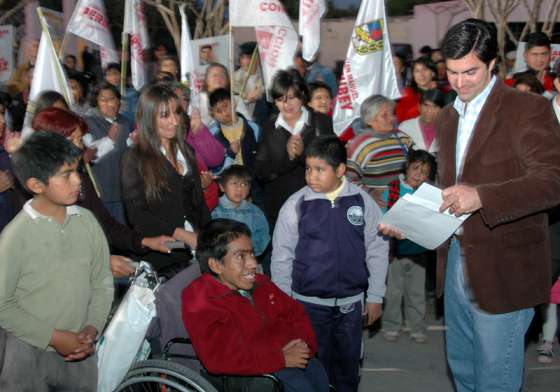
272, 136, 389, 392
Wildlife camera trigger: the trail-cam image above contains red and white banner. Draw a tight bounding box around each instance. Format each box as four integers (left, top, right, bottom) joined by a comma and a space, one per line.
230, 0, 292, 27
124, 0, 149, 91
0, 26, 14, 83
255, 26, 299, 93
66, 0, 118, 67
332, 0, 400, 136
299, 0, 326, 62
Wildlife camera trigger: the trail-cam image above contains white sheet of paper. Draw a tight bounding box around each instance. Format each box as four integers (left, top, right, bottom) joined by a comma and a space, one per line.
380, 183, 470, 250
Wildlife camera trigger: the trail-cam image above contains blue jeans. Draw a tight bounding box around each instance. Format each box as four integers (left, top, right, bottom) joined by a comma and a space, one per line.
444, 238, 534, 392
301, 301, 362, 392
274, 358, 329, 392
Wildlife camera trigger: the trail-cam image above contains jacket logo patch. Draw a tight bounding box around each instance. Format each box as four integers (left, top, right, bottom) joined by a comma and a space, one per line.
347, 206, 364, 226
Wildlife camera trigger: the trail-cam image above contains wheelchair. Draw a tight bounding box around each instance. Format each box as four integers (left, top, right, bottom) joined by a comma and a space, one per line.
113, 262, 284, 392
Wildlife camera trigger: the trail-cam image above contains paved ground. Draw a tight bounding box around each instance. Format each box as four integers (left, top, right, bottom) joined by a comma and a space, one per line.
358, 304, 560, 392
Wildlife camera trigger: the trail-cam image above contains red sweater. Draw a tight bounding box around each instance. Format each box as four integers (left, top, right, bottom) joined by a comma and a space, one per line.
182, 273, 318, 375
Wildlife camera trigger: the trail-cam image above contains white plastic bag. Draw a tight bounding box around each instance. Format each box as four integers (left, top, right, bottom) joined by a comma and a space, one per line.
97, 262, 158, 392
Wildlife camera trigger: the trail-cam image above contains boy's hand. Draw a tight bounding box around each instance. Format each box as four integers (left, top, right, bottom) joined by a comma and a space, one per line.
378, 223, 406, 240
364, 303, 382, 326
4, 131, 22, 154
107, 123, 121, 142
82, 147, 98, 163
230, 140, 241, 154
282, 339, 311, 369
110, 255, 135, 278
64, 326, 98, 361
50, 329, 91, 359
141, 235, 175, 253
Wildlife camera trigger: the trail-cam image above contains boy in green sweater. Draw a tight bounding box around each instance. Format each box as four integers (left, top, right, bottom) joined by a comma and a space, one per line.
0, 131, 114, 391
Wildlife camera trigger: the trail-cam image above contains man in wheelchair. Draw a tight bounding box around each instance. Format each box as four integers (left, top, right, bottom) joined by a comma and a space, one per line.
182, 219, 329, 392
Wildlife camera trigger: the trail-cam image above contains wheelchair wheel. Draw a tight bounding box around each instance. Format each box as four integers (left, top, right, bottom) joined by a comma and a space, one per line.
115, 359, 219, 392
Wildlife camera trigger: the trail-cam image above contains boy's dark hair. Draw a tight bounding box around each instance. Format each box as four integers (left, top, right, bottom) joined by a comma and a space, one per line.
104, 62, 121, 74
209, 88, 231, 109
405, 149, 438, 181
309, 81, 333, 99
526, 32, 551, 51
218, 164, 252, 187
270, 69, 309, 104
420, 88, 446, 108
91, 81, 121, 107
196, 219, 252, 275
305, 136, 346, 169
11, 131, 81, 192
441, 19, 497, 66
513, 72, 545, 94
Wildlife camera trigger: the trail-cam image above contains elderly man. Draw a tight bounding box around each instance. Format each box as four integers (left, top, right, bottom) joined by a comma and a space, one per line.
382, 19, 560, 391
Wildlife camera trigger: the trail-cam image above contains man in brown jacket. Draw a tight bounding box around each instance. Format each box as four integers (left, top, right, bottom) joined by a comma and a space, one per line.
382, 19, 560, 391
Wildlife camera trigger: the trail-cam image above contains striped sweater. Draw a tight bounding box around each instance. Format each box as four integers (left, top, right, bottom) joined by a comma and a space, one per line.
346, 130, 412, 189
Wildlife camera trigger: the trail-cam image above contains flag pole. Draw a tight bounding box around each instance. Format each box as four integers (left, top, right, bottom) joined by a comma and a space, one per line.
229, 23, 235, 125
120, 31, 129, 101
239, 45, 259, 99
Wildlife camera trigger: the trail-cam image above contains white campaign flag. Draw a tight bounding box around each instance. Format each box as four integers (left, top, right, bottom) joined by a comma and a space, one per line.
0, 26, 14, 83
255, 26, 299, 92
67, 0, 118, 67
230, 0, 292, 27
179, 4, 196, 86
299, 0, 326, 62
124, 0, 149, 91
22, 14, 74, 139
332, 0, 400, 136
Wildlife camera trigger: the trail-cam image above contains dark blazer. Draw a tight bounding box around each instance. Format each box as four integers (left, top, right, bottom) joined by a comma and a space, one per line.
255, 110, 334, 226
436, 80, 560, 313
121, 145, 210, 272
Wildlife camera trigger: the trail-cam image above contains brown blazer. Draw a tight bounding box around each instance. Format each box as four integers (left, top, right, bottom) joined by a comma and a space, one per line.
436, 80, 560, 313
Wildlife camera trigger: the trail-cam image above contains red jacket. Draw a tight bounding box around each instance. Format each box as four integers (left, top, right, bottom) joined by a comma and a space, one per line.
182, 273, 318, 375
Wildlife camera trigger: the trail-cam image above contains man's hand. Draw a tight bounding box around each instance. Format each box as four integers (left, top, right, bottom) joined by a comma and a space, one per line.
82, 148, 98, 163
286, 134, 304, 160
369, 188, 387, 209
200, 171, 214, 190
110, 255, 135, 278
0, 170, 13, 192
64, 326, 98, 361
49, 329, 91, 359
4, 131, 22, 154
440, 185, 481, 217
141, 235, 175, 253
363, 303, 382, 326
282, 339, 311, 369
378, 223, 405, 240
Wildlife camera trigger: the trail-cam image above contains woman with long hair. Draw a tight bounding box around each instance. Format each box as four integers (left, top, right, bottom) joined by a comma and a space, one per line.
121, 84, 210, 278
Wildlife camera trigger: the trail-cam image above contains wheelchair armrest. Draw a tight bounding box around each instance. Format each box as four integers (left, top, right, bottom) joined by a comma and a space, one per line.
162, 337, 197, 361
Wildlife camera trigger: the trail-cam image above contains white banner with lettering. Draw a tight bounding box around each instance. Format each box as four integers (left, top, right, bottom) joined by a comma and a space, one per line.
332, 0, 400, 136
299, 0, 326, 62
66, 0, 118, 67
124, 0, 149, 90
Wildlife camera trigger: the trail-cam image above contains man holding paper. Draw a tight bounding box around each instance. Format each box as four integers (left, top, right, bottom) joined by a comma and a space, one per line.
381, 19, 560, 391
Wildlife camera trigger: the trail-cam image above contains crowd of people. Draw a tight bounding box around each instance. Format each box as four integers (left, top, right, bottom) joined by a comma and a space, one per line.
0, 17, 559, 392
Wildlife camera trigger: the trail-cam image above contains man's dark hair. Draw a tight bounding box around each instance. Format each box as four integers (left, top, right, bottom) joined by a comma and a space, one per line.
420, 88, 446, 108
513, 72, 545, 95
209, 88, 231, 109
12, 131, 81, 192
526, 32, 551, 51
200, 44, 213, 51
405, 149, 438, 181
441, 19, 497, 65
218, 165, 252, 187
270, 68, 309, 104
196, 219, 252, 275
305, 136, 346, 169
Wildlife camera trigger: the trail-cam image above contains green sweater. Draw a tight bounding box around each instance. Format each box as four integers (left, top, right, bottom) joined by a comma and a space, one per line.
0, 202, 114, 350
